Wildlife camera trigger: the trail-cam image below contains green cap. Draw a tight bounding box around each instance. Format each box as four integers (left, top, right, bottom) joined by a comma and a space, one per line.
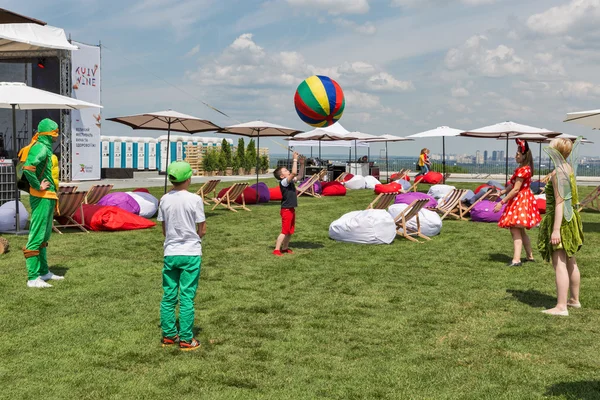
167, 161, 193, 183
38, 118, 58, 134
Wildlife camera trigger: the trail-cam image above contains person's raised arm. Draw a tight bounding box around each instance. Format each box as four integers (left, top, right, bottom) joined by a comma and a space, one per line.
289, 151, 299, 180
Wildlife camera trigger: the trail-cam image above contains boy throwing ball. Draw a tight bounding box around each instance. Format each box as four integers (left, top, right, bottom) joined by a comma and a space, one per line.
157, 161, 206, 350
272, 152, 300, 256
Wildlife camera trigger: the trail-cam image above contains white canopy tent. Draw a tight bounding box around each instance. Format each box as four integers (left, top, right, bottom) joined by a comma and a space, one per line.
0, 23, 78, 51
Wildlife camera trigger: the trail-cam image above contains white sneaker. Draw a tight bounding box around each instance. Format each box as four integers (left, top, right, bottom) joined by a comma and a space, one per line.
27, 277, 53, 288
40, 272, 64, 281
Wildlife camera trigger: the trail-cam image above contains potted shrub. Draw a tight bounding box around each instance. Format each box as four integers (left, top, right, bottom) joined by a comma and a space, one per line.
202, 149, 214, 176
246, 139, 257, 175
236, 138, 246, 175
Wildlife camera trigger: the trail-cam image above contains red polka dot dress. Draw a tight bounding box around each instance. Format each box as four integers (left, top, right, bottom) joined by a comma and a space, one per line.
498, 166, 541, 229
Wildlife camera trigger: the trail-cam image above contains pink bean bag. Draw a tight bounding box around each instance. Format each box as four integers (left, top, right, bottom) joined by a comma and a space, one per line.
395, 192, 437, 209
217, 187, 259, 204
321, 181, 347, 196
470, 200, 505, 223
374, 182, 402, 195
250, 182, 271, 203
269, 186, 282, 201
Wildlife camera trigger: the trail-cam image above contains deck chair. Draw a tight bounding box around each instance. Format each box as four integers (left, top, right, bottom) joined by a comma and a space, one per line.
407, 180, 420, 192
317, 168, 328, 181
53, 191, 89, 234
458, 188, 500, 219
58, 185, 78, 193
335, 172, 348, 182
394, 198, 431, 243
367, 192, 399, 210
212, 183, 250, 212
196, 179, 221, 205
430, 189, 468, 220
579, 185, 600, 212
85, 184, 113, 204
297, 174, 321, 198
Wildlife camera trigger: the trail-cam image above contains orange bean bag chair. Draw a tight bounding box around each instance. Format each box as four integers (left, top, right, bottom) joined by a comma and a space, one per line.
269, 186, 282, 201
321, 181, 347, 196
374, 182, 402, 194
217, 186, 259, 204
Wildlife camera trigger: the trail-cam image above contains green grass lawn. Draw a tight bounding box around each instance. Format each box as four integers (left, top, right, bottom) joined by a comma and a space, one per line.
1, 180, 599, 400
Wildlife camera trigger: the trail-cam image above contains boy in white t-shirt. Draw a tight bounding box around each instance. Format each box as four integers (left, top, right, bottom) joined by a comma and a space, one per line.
157, 161, 206, 351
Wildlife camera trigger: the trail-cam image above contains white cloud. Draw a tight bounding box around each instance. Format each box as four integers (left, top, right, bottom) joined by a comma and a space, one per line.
338, 61, 376, 75
286, 0, 370, 14
345, 90, 382, 109
452, 87, 469, 97
527, 0, 600, 35
391, 0, 496, 7
557, 81, 600, 99
184, 45, 200, 58
333, 18, 376, 35
367, 72, 414, 91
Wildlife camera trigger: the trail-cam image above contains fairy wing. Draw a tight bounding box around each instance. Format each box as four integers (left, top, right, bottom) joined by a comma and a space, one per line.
544, 137, 582, 222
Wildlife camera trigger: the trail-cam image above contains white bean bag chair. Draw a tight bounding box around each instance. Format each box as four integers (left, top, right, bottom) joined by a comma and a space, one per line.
344, 175, 367, 190
364, 175, 381, 190
394, 179, 411, 191
329, 209, 396, 244
388, 203, 442, 237
127, 191, 159, 218
0, 201, 29, 231
427, 184, 456, 201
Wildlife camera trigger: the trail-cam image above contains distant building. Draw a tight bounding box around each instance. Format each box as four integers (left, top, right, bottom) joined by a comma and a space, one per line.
476, 150, 484, 165
484, 150, 488, 163
492, 151, 498, 161
498, 151, 505, 161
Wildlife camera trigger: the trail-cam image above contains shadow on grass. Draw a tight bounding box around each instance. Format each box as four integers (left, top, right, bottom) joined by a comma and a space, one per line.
545, 381, 600, 400
488, 253, 511, 263
288, 242, 325, 249
582, 222, 600, 233
50, 267, 69, 277
506, 289, 555, 308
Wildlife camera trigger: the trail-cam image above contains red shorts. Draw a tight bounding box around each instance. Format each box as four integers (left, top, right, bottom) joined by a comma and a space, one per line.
280, 208, 295, 235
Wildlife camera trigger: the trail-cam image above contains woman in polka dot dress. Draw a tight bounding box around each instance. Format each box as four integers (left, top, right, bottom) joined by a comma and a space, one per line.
494, 139, 541, 266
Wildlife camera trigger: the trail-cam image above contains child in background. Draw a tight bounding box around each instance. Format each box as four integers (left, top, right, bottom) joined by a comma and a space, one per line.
272, 152, 300, 256
416, 148, 431, 177
157, 161, 207, 350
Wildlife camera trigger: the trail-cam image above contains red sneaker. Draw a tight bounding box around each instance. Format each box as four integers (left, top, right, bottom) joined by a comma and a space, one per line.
179, 338, 201, 351
281, 249, 294, 254
272, 250, 283, 256
161, 335, 179, 347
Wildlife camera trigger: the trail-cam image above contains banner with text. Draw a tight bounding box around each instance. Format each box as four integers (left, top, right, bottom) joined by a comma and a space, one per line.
71, 41, 101, 180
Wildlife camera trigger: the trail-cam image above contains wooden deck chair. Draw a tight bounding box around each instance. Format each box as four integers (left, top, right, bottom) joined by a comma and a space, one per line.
394, 198, 431, 243
335, 172, 348, 182
297, 174, 321, 198
407, 180, 420, 192
458, 188, 500, 219
578, 185, 600, 212
58, 185, 78, 193
53, 191, 89, 234
430, 189, 468, 220
212, 183, 250, 212
367, 192, 399, 210
317, 168, 328, 181
196, 179, 221, 205
85, 184, 113, 204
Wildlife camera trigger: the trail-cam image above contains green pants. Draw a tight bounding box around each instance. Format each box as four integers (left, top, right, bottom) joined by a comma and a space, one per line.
160, 255, 201, 342
24, 197, 56, 281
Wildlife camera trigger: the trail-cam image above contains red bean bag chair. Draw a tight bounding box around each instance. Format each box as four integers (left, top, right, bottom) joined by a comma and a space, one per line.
475, 184, 494, 194
374, 182, 402, 194
71, 204, 156, 231
390, 172, 410, 182
217, 186, 259, 204
133, 188, 150, 194
342, 173, 354, 182
536, 198, 546, 214
421, 171, 443, 184
321, 181, 347, 196
269, 186, 282, 201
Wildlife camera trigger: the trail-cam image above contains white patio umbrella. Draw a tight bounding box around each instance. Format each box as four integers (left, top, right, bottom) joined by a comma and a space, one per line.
461, 121, 561, 182
0, 82, 102, 234
364, 135, 413, 182
564, 109, 600, 129
290, 122, 351, 159
407, 126, 463, 183
218, 121, 303, 203
107, 110, 221, 194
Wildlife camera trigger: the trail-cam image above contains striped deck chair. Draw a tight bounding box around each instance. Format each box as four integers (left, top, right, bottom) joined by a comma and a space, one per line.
85, 184, 113, 204
459, 188, 500, 219
196, 179, 221, 205
367, 192, 399, 210
53, 191, 89, 234
58, 185, 78, 193
394, 198, 431, 243
579, 185, 600, 212
335, 172, 349, 182
430, 189, 468, 220
317, 168, 328, 181
212, 182, 250, 212
297, 174, 320, 198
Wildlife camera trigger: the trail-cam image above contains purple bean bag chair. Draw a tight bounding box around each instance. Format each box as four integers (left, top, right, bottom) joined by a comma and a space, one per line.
470, 200, 505, 223
97, 192, 140, 215
250, 182, 270, 203
301, 177, 322, 194
395, 192, 437, 209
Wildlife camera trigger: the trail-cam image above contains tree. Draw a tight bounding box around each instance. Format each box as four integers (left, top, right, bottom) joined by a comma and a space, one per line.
260, 154, 269, 172
221, 139, 232, 167
246, 138, 257, 171
236, 138, 245, 171
202, 148, 217, 172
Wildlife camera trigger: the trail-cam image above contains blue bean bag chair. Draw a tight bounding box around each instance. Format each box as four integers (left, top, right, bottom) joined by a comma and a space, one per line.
395, 192, 437, 209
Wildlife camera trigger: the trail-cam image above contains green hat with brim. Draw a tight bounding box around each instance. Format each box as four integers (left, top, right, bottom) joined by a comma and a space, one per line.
167, 161, 193, 183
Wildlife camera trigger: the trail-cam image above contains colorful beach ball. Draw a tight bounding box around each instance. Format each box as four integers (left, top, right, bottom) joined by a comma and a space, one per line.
294, 75, 345, 127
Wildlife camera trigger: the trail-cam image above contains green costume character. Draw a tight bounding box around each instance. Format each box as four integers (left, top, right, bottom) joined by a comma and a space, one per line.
21, 118, 64, 288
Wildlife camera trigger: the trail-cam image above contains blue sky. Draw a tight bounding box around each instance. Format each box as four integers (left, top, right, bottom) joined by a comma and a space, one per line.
5, 0, 600, 157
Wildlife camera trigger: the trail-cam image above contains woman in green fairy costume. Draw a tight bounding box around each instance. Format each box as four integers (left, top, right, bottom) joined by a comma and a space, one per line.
538, 137, 584, 316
